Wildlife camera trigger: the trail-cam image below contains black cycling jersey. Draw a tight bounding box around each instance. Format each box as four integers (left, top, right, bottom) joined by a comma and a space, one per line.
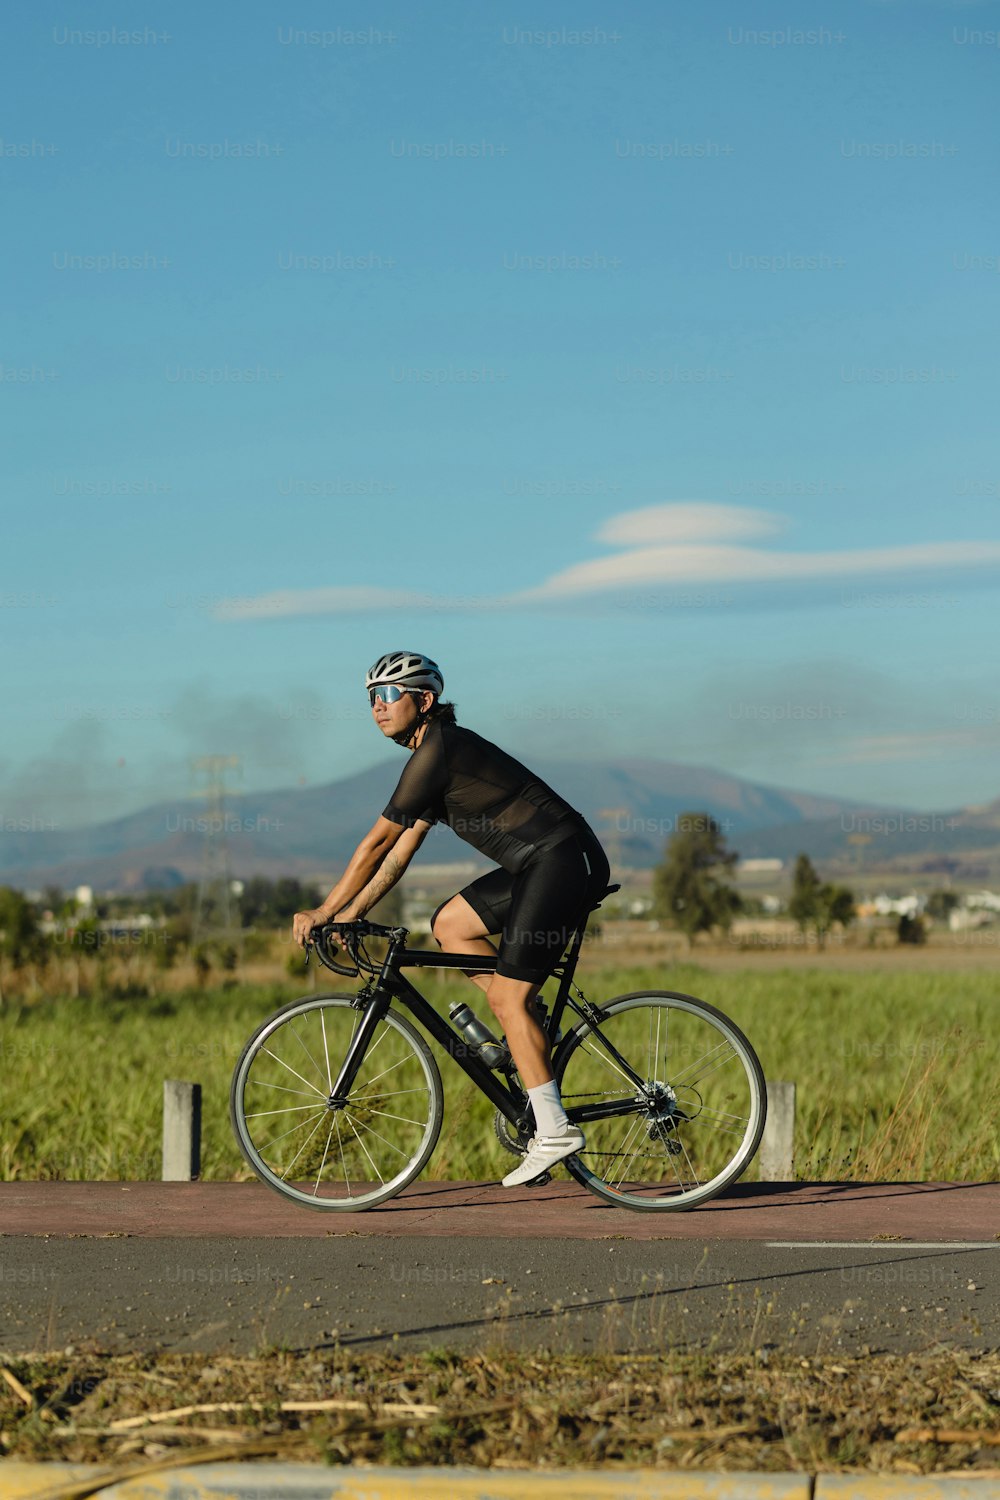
382, 720, 587, 874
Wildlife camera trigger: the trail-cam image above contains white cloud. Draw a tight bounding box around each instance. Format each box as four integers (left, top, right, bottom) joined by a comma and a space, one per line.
595, 502, 783, 547
517, 538, 1000, 600
215, 586, 432, 621
214, 502, 1000, 620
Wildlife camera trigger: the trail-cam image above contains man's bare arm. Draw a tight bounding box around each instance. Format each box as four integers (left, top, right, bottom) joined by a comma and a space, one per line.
314, 817, 407, 918
293, 818, 431, 943
344, 849, 401, 918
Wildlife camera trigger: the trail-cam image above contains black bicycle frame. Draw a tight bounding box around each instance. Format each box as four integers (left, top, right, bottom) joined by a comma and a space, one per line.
326, 907, 649, 1131
329, 942, 528, 1126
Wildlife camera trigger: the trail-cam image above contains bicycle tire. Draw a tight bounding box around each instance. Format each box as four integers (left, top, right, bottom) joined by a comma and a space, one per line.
230, 992, 444, 1212
555, 990, 766, 1212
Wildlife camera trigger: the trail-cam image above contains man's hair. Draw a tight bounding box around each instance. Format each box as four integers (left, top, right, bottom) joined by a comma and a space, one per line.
427, 696, 457, 725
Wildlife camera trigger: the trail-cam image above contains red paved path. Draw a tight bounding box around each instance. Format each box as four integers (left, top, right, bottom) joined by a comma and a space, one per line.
2, 1180, 997, 1241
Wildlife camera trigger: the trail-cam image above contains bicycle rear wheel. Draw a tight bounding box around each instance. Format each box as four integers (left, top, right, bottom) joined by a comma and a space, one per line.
556, 990, 766, 1211
230, 993, 444, 1211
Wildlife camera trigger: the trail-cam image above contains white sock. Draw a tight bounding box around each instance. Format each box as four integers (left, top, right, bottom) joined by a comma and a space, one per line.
527, 1080, 570, 1137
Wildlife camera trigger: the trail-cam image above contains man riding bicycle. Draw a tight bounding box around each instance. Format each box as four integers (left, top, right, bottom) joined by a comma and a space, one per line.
292, 650, 611, 1187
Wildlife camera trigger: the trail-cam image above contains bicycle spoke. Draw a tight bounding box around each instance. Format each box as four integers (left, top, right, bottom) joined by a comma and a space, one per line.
348, 1085, 430, 1102
289, 1020, 329, 1090
360, 1022, 392, 1067
343, 1112, 411, 1161
670, 1039, 738, 1089
249, 1081, 325, 1100
311, 1121, 336, 1198
334, 1114, 351, 1195
246, 1103, 333, 1120
261, 1047, 328, 1099
688, 1104, 752, 1133
342, 1112, 386, 1184
647, 1003, 663, 1080
279, 1109, 329, 1181
674, 1131, 702, 1191
691, 1102, 751, 1123
320, 1008, 333, 1093
606, 1120, 642, 1189
360, 1104, 430, 1129
351, 1051, 421, 1092
260, 1106, 328, 1150
577, 1033, 648, 1093
608, 1113, 647, 1188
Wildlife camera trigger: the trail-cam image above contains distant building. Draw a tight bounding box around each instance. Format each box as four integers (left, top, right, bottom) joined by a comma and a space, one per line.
965, 889, 1000, 912
949, 890, 1000, 930
871, 892, 922, 918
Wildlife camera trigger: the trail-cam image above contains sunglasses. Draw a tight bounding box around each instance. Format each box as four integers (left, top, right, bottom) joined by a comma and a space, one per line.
368, 684, 414, 706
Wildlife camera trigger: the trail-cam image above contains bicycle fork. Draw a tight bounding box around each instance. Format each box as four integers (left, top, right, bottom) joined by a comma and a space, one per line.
326, 988, 392, 1106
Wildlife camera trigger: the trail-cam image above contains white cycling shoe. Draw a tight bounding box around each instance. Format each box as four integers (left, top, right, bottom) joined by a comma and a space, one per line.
501, 1126, 585, 1188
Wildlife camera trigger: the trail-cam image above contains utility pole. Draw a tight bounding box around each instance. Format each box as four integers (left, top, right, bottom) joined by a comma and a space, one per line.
191, 754, 243, 955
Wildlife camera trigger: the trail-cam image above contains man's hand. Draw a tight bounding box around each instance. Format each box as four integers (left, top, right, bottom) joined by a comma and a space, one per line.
292, 908, 328, 948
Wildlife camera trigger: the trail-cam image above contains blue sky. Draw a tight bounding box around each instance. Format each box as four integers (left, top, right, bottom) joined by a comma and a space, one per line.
3, 0, 1000, 834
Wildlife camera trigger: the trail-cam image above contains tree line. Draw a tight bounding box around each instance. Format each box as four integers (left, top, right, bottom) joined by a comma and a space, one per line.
0, 821, 951, 996
0, 878, 324, 1002
651, 811, 856, 948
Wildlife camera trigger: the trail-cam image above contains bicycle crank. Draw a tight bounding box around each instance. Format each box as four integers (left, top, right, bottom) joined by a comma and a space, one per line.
494, 1108, 532, 1157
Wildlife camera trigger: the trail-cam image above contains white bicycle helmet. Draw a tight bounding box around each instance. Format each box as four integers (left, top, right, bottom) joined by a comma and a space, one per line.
365, 651, 444, 697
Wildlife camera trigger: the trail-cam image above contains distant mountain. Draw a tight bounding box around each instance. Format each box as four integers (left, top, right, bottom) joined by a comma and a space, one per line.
1, 755, 990, 891
738, 796, 1000, 878
0, 761, 399, 892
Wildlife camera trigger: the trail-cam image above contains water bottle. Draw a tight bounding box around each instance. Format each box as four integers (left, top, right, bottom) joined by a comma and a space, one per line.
449, 1002, 511, 1069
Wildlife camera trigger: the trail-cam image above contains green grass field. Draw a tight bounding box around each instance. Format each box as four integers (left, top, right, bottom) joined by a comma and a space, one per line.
2, 963, 998, 1183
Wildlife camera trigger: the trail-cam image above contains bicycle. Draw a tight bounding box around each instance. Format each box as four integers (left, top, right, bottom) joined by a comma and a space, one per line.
230, 882, 767, 1213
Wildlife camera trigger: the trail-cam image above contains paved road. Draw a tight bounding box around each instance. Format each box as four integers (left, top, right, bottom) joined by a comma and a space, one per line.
1, 1235, 998, 1358
3, 1178, 998, 1240
1, 1181, 996, 1357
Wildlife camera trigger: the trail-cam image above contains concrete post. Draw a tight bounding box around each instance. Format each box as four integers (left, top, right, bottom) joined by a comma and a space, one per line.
162, 1080, 202, 1181
759, 1080, 795, 1181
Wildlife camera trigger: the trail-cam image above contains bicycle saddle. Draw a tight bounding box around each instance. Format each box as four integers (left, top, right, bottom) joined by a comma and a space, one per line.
587, 881, 620, 911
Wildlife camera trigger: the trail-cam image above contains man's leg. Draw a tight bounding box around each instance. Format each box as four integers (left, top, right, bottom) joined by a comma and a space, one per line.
489, 970, 583, 1186
483, 973, 548, 1087
434, 889, 582, 1184
433, 899, 552, 1081
431, 894, 498, 995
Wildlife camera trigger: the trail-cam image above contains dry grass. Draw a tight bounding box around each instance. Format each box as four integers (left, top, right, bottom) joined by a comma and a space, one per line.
5, 916, 1000, 1010
1, 1347, 999, 1474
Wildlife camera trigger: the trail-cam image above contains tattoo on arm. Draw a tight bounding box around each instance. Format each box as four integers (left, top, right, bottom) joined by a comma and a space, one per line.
357, 853, 402, 916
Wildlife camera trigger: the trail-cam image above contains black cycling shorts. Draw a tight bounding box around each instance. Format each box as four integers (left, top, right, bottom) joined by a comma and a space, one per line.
456, 828, 612, 984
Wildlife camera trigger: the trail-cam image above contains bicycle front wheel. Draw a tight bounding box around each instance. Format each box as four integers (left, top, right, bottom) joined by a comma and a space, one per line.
556, 990, 766, 1211
230, 993, 444, 1211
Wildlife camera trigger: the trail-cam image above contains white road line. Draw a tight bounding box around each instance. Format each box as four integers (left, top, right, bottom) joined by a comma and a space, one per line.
766, 1241, 1000, 1250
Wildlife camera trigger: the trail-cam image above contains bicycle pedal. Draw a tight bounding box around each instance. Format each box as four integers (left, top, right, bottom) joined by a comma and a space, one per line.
526, 1170, 552, 1187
